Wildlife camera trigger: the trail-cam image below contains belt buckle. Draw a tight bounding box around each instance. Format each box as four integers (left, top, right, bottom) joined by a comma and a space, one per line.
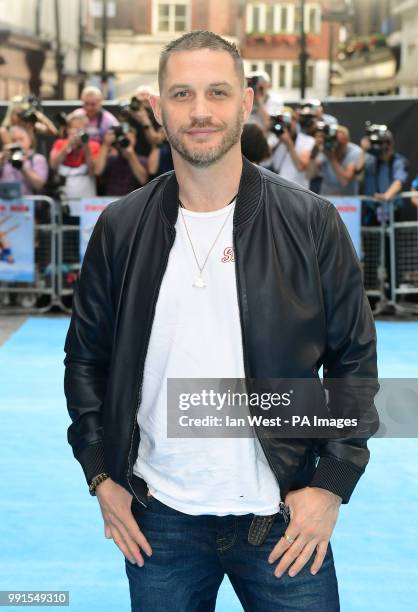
248, 514, 276, 546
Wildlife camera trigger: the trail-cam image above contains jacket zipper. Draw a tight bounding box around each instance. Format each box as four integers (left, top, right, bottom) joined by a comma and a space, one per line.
233, 228, 288, 517
126, 229, 176, 508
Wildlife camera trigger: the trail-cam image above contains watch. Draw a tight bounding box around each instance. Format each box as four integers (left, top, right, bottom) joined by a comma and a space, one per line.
89, 472, 109, 496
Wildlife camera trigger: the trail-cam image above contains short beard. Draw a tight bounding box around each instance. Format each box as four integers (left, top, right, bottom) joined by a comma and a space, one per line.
161, 108, 244, 168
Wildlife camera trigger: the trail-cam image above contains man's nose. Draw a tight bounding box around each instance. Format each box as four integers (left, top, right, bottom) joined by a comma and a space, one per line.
189, 94, 212, 121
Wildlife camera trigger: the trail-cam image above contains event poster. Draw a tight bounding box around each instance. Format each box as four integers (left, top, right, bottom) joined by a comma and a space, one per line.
0, 198, 35, 282
79, 198, 114, 262
329, 197, 361, 258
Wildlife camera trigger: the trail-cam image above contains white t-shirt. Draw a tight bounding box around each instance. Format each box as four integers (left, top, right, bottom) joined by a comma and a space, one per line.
262, 132, 315, 189
133, 200, 282, 516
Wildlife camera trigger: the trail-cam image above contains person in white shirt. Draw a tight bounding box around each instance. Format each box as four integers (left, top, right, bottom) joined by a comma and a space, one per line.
261, 107, 315, 189
65, 30, 365, 612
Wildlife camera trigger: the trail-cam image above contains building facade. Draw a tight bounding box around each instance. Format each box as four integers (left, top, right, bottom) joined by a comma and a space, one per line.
90, 0, 341, 101
393, 0, 418, 95
338, 0, 401, 96
0, 0, 98, 100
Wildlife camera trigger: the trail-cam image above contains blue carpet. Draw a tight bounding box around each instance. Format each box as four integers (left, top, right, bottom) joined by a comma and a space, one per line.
0, 318, 417, 611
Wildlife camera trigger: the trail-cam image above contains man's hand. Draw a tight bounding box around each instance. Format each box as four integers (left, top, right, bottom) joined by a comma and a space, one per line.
374, 192, 391, 202
267, 486, 342, 578
120, 144, 136, 159
96, 477, 153, 566
103, 130, 116, 147
279, 129, 293, 149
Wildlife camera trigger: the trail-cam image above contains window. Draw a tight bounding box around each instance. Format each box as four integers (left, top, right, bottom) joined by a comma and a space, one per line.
158, 4, 170, 31
294, 5, 302, 34
155, 1, 189, 34
292, 63, 300, 89
279, 64, 286, 88
264, 62, 273, 82
307, 6, 320, 33
279, 6, 289, 32
292, 63, 314, 89
265, 5, 275, 32
252, 5, 261, 31
307, 65, 314, 88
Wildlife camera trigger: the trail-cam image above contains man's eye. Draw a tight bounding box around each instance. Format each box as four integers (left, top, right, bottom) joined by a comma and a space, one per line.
174, 91, 189, 98
212, 90, 226, 97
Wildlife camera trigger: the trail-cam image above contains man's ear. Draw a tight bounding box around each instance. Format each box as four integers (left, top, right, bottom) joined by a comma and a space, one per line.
149, 94, 163, 126
242, 87, 254, 122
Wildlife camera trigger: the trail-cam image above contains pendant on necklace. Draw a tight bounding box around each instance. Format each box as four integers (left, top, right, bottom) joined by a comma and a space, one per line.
193, 276, 206, 288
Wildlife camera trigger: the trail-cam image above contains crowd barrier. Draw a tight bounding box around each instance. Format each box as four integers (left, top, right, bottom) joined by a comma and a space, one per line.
1, 194, 417, 316
0, 195, 60, 315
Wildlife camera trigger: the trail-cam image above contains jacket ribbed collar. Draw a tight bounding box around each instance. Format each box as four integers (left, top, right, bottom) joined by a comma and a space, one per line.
160, 155, 263, 228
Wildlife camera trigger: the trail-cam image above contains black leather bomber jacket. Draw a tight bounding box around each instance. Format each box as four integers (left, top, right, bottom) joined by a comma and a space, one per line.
63, 156, 379, 508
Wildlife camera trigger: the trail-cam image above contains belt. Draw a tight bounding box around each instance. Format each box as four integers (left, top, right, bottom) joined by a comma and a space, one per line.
248, 502, 290, 546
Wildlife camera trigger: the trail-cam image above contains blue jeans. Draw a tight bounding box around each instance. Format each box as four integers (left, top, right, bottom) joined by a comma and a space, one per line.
126, 494, 340, 612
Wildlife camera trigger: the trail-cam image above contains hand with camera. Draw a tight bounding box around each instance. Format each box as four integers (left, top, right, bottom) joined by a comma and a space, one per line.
103, 129, 116, 149
4, 142, 28, 169
360, 136, 371, 152
1, 126, 48, 193
135, 108, 151, 127
279, 127, 294, 150
0, 148, 11, 169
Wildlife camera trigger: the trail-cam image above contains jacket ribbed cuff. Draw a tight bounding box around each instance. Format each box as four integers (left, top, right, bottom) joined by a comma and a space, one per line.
76, 442, 106, 485
309, 455, 363, 504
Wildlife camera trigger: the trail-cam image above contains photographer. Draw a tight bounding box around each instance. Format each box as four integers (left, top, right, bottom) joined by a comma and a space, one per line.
0, 126, 48, 195
246, 72, 283, 134
260, 107, 314, 188
360, 126, 407, 218
308, 125, 363, 196
299, 99, 338, 128
0, 96, 58, 149
94, 126, 148, 196
147, 131, 174, 179
49, 112, 100, 199
76, 86, 119, 144
411, 173, 418, 209
120, 86, 165, 157
240, 123, 270, 165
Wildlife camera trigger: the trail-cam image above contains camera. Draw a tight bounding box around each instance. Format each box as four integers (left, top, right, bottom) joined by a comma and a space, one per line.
299, 108, 316, 132
18, 110, 38, 124
270, 111, 292, 137
247, 75, 262, 95
316, 121, 338, 152
364, 122, 391, 156
78, 131, 89, 145
17, 95, 43, 125
9, 145, 25, 170
55, 112, 68, 128
111, 123, 130, 149
119, 97, 143, 119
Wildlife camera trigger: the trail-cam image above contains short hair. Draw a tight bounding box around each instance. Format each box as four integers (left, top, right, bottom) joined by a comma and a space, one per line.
336, 125, 350, 139
246, 70, 271, 85
66, 111, 88, 127
10, 124, 34, 146
241, 123, 270, 164
134, 85, 154, 97
81, 86, 103, 100
158, 30, 245, 92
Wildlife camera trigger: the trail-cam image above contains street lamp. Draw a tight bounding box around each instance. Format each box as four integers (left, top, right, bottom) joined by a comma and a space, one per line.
321, 2, 354, 96
299, 0, 308, 99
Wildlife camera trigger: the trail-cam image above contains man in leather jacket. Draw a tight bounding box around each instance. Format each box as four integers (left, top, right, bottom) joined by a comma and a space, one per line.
64, 31, 379, 612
